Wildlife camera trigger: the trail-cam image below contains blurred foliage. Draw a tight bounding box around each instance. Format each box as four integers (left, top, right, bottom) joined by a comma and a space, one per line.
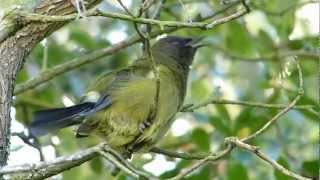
8, 0, 319, 179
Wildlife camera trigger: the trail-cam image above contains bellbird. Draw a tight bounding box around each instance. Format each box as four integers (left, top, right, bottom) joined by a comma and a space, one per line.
29, 36, 201, 154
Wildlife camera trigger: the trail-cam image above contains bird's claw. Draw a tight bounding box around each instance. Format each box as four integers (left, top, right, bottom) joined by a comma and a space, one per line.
139, 121, 151, 133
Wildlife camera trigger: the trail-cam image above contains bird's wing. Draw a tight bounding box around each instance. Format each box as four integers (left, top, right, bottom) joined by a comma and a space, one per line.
76, 62, 154, 138
81, 58, 150, 102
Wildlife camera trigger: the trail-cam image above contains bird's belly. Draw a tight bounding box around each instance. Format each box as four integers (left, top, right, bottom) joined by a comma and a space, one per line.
95, 100, 179, 149
94, 105, 145, 148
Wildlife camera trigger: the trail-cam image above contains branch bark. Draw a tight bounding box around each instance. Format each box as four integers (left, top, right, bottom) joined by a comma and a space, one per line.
0, 144, 100, 180
0, 0, 101, 167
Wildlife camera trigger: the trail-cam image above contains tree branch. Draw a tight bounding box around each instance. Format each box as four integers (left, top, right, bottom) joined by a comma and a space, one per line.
168, 145, 233, 180
14, 1, 247, 95
0, 143, 154, 179
242, 61, 304, 142
0, 144, 100, 179
151, 147, 211, 160
15, 4, 248, 30
225, 137, 311, 180
181, 98, 314, 112
0, 0, 102, 168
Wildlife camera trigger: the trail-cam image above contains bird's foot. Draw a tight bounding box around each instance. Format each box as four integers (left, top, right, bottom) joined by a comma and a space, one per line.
139, 121, 151, 133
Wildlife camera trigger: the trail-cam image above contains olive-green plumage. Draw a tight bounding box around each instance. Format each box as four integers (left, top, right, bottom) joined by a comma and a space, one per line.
30, 36, 200, 154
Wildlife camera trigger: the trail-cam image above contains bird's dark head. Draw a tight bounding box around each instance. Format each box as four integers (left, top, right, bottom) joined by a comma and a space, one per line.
151, 36, 202, 69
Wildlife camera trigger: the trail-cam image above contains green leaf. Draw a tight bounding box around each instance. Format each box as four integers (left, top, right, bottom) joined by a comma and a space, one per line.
16, 68, 29, 84
186, 165, 211, 180
225, 21, 255, 56
265, 0, 297, 40
255, 30, 275, 55
297, 96, 319, 122
89, 157, 103, 174
191, 80, 210, 102
287, 36, 318, 50
63, 166, 82, 180
191, 128, 210, 151
69, 29, 96, 50
302, 160, 319, 178
215, 104, 231, 121
209, 115, 231, 135
227, 162, 249, 180
233, 107, 272, 137
160, 160, 191, 178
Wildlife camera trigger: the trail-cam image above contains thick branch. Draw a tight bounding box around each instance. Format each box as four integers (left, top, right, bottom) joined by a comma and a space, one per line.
0, 143, 232, 179
0, 144, 100, 179
0, 143, 153, 179
16, 5, 248, 30
0, 0, 101, 168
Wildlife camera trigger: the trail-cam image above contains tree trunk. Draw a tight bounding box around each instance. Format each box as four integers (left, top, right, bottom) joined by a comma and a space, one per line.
0, 0, 101, 167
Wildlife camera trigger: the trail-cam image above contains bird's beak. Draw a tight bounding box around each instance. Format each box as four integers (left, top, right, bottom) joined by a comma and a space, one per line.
187, 37, 207, 49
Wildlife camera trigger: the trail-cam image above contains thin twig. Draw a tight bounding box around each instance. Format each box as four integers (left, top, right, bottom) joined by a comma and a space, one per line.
151, 147, 210, 160
11, 132, 44, 161
151, 0, 166, 20
168, 145, 233, 180
102, 145, 153, 179
116, 0, 135, 17
226, 137, 311, 180
98, 149, 153, 179
242, 61, 304, 142
181, 98, 314, 112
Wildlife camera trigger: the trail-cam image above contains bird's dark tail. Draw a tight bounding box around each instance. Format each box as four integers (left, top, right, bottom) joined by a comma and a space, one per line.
29, 102, 95, 137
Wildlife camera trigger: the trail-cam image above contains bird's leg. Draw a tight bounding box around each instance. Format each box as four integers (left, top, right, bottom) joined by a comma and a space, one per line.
99, 144, 153, 179
12, 131, 45, 161
139, 109, 156, 133
139, 121, 151, 133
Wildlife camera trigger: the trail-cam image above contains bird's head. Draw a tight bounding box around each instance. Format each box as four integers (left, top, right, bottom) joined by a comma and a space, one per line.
151, 36, 203, 69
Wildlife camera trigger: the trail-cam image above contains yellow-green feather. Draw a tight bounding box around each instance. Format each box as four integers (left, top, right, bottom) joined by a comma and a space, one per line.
78, 58, 186, 152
